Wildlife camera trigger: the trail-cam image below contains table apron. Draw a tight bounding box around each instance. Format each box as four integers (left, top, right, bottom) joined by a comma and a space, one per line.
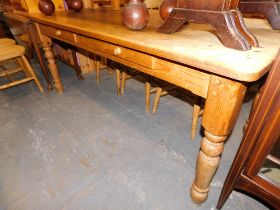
37, 23, 210, 98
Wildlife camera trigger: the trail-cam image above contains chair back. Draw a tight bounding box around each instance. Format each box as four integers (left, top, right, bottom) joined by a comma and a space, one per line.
145, 0, 162, 8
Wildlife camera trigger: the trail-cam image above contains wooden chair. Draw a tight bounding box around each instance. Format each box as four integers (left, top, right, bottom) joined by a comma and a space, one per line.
114, 0, 161, 95
4, 13, 53, 90
116, 0, 202, 139
5, 16, 34, 59
0, 38, 16, 47
94, 55, 109, 84
0, 44, 43, 92
117, 67, 140, 96
18, 33, 34, 58
145, 78, 204, 140
117, 69, 203, 139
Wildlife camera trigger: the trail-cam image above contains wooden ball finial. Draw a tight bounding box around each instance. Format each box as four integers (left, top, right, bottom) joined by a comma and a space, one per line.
38, 0, 55, 16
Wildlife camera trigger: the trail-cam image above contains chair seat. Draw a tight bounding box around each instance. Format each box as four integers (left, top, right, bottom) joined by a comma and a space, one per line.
0, 45, 25, 62
0, 45, 43, 92
0, 38, 16, 48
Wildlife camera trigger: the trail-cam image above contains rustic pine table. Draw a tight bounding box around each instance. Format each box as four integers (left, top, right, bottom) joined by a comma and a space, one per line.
19, 9, 280, 204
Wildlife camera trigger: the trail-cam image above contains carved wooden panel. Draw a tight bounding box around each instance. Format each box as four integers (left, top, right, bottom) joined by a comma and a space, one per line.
177, 0, 240, 11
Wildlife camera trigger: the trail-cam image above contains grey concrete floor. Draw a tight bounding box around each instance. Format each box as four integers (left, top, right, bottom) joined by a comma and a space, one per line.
0, 60, 269, 210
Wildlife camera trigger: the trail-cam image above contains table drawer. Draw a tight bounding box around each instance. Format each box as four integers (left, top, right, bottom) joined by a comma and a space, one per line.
39, 24, 76, 43
76, 35, 153, 69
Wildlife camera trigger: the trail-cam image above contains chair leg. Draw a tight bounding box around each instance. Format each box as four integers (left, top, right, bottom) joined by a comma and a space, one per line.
121, 72, 126, 95
96, 59, 101, 84
191, 96, 201, 140
16, 57, 30, 78
21, 55, 44, 92
27, 40, 34, 59
145, 82, 151, 112
71, 49, 84, 80
152, 87, 163, 114
115, 68, 121, 96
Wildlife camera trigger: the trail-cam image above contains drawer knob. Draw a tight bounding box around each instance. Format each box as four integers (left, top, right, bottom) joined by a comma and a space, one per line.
55, 30, 62, 36
113, 47, 122, 55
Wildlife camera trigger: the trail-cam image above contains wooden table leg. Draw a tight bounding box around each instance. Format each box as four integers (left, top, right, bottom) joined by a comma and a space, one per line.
145, 81, 151, 112
115, 68, 121, 96
71, 49, 84, 80
190, 75, 247, 204
40, 35, 64, 93
27, 24, 53, 90
34, 22, 63, 93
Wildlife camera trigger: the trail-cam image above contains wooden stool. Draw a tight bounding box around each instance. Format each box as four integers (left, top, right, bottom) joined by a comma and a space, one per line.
4, 14, 53, 90
0, 45, 43, 92
0, 38, 16, 48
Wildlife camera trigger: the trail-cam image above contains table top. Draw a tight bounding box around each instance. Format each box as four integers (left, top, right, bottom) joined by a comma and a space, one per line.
20, 9, 280, 82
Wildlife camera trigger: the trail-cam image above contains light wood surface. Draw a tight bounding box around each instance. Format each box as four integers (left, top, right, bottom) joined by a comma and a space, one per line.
0, 45, 43, 92
0, 44, 25, 61
115, 68, 121, 96
19, 9, 280, 82
145, 81, 151, 112
0, 38, 16, 47
33, 20, 211, 97
35, 27, 63, 93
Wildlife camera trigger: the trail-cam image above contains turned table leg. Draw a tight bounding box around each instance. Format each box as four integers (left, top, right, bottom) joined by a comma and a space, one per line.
27, 24, 53, 90
40, 35, 64, 93
190, 75, 247, 204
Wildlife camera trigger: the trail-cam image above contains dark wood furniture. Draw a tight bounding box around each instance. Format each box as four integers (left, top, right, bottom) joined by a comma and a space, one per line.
217, 48, 280, 209
157, 0, 259, 51
240, 0, 280, 30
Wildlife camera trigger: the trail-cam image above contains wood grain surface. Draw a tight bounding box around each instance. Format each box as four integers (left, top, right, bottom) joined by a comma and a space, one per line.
19, 9, 280, 82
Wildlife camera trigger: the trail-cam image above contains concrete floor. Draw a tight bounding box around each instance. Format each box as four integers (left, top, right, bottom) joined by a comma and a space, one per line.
0, 61, 269, 210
